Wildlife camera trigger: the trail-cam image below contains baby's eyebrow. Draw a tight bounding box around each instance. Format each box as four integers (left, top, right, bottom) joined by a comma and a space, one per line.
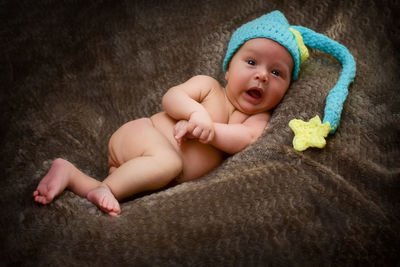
242, 47, 292, 71
273, 62, 289, 70
242, 47, 261, 55
266, 59, 290, 71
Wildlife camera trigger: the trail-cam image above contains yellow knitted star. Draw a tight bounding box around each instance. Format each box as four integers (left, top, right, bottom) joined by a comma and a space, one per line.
289, 115, 333, 151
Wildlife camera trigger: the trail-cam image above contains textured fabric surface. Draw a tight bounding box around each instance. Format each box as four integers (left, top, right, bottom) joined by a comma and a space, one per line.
1, 0, 399, 266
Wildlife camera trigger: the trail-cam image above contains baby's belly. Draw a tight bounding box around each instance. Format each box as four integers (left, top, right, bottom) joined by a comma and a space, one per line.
150, 112, 225, 182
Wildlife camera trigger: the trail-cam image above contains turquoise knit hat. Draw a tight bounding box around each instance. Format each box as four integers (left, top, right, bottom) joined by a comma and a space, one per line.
223, 11, 302, 80
223, 10, 356, 151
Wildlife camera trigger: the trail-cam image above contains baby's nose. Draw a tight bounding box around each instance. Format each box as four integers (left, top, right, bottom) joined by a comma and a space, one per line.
255, 70, 268, 83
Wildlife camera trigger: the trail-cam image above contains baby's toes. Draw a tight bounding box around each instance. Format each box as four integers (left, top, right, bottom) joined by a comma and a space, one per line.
34, 195, 47, 204
105, 201, 114, 212
108, 211, 119, 217
111, 206, 121, 216
106, 202, 120, 216
100, 197, 110, 211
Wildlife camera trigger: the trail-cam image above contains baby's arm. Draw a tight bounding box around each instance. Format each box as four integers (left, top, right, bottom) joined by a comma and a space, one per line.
163, 75, 218, 143
210, 112, 271, 154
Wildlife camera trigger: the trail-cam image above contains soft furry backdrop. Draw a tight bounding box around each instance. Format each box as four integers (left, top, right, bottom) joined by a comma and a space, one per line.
1, 0, 399, 266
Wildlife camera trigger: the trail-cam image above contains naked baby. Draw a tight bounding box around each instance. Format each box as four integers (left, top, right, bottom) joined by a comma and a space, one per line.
33, 11, 355, 216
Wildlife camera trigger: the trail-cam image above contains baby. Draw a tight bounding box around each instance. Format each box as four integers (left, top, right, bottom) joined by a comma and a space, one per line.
33, 11, 355, 216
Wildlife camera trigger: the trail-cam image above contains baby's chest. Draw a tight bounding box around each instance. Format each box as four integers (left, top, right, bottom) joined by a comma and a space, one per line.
202, 93, 249, 124
202, 97, 230, 123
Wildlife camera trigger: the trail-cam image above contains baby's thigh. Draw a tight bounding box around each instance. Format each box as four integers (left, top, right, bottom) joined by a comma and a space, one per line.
108, 118, 179, 166
177, 141, 224, 183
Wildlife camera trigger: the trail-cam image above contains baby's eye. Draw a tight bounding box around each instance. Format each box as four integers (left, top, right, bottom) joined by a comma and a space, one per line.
247, 60, 256, 66
271, 70, 280, 76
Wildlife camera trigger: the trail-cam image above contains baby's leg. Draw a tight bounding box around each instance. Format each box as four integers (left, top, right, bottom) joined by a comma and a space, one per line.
33, 158, 101, 204
93, 118, 183, 201
34, 158, 121, 216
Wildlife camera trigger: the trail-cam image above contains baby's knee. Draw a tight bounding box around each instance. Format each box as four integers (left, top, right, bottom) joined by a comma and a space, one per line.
159, 150, 183, 178
169, 151, 184, 176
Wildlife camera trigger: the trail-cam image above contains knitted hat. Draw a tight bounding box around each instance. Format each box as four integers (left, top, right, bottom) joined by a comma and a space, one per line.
223, 10, 356, 151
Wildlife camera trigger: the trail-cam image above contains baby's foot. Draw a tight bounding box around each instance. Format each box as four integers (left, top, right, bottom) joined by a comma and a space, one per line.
33, 158, 71, 205
87, 184, 121, 216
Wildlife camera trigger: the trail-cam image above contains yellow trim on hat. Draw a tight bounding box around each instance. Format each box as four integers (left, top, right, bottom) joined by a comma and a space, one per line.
290, 28, 309, 65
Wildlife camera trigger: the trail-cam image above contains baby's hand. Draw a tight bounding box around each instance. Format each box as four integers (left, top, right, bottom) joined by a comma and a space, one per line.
174, 120, 192, 146
187, 111, 215, 144
173, 111, 215, 145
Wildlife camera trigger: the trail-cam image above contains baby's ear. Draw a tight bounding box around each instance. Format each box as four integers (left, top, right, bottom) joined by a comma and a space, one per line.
224, 70, 230, 81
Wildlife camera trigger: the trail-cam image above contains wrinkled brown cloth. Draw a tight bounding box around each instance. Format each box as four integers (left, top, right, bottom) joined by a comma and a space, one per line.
1, 0, 399, 266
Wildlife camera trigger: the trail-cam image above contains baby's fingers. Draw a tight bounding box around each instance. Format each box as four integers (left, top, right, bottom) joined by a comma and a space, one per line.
174, 126, 186, 140
175, 132, 187, 146
191, 126, 203, 138
199, 130, 209, 142
174, 121, 188, 145
206, 130, 215, 143
199, 128, 214, 144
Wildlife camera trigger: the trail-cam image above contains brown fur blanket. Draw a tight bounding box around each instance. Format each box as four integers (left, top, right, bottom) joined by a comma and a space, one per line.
1, 0, 399, 265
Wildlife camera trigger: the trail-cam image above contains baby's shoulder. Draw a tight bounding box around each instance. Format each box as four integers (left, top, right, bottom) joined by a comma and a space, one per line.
187, 75, 223, 90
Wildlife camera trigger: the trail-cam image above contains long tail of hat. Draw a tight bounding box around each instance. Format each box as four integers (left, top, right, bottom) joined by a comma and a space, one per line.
288, 26, 356, 151
291, 26, 357, 134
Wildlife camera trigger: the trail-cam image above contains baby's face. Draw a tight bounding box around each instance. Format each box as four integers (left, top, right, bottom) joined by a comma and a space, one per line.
224, 38, 294, 115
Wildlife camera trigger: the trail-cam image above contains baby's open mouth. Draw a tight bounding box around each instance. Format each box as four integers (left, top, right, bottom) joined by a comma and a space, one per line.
246, 88, 263, 99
